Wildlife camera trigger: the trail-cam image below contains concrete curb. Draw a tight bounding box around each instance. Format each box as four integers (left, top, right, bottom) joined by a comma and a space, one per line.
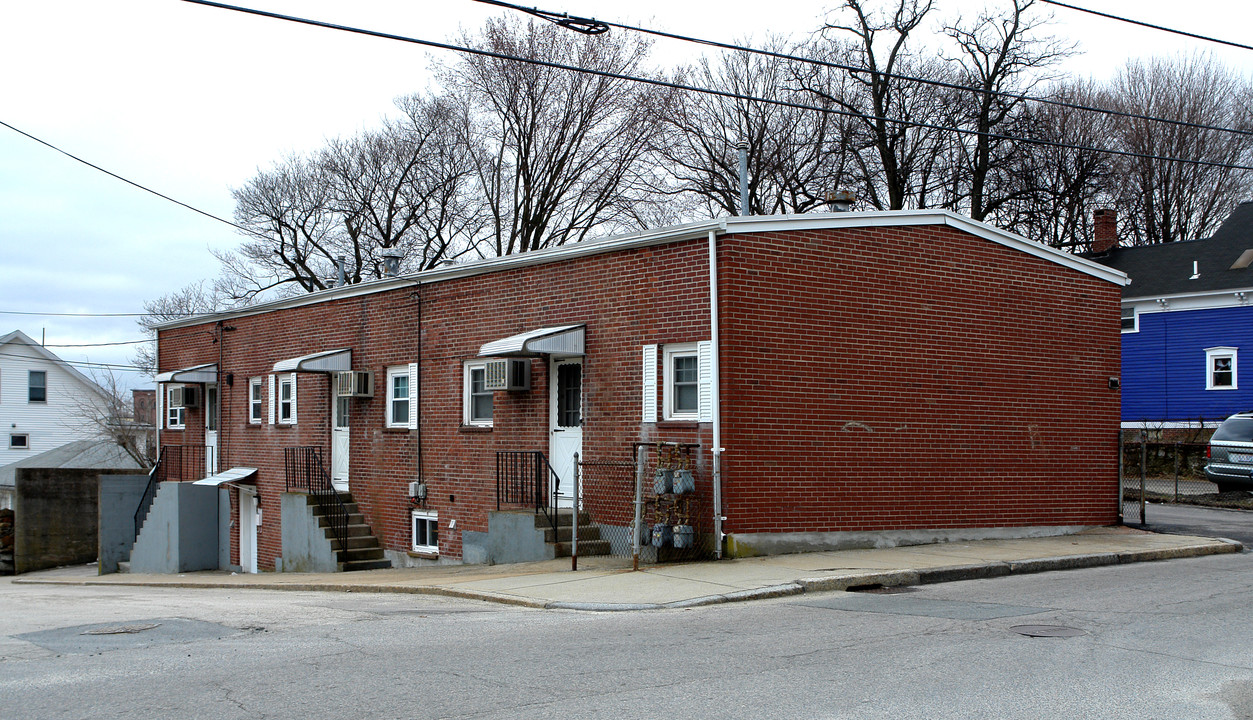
11, 539, 1241, 612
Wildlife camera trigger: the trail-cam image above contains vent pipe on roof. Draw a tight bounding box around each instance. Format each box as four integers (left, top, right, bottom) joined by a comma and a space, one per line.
825, 190, 855, 212
336, 256, 347, 286
737, 141, 749, 217
381, 249, 403, 277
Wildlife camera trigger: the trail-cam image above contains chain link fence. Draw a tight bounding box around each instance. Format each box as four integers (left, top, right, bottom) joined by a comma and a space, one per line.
578, 443, 717, 564
1121, 437, 1211, 525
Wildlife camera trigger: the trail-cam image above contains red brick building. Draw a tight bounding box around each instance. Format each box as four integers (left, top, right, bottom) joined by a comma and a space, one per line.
148, 211, 1127, 572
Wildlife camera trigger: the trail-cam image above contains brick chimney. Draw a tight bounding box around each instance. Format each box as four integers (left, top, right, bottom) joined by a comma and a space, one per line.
1093, 208, 1118, 253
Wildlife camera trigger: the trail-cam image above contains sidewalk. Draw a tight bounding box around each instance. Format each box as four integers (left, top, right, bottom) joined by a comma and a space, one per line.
11, 527, 1243, 611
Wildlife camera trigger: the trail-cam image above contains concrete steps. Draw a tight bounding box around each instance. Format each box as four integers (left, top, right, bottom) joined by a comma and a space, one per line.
536, 509, 611, 559
305, 492, 392, 572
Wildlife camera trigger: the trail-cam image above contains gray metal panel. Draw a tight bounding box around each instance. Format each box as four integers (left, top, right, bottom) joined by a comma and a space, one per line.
155, 363, 218, 383
479, 325, 585, 357
272, 348, 352, 373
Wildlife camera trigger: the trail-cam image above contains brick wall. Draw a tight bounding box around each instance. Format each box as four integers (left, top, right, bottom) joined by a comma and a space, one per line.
718, 225, 1121, 533
158, 220, 1120, 566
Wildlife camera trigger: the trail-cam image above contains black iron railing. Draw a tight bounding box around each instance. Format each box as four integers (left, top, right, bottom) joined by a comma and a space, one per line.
133, 444, 208, 543
284, 446, 349, 556
496, 450, 561, 533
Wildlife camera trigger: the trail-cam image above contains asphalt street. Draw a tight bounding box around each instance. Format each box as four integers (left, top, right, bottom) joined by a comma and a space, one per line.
1145, 502, 1253, 545
2, 552, 1251, 719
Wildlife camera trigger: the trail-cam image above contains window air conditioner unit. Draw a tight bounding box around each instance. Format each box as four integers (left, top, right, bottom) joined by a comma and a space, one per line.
407, 481, 427, 499
170, 386, 199, 408
336, 371, 374, 398
483, 358, 530, 391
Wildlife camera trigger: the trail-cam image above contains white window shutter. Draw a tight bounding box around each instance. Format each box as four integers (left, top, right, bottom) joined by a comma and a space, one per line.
268, 374, 275, 424
289, 373, 298, 425
642, 344, 657, 423
697, 341, 713, 422
407, 362, 418, 430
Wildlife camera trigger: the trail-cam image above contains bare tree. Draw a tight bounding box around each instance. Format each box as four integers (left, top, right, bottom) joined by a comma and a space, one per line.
1105, 55, 1253, 245
810, 0, 950, 211
439, 17, 669, 256
943, 0, 1071, 221
657, 39, 858, 217
67, 369, 154, 468
132, 280, 226, 377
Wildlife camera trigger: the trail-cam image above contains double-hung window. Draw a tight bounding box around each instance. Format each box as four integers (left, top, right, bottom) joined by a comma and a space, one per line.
249, 378, 264, 424
1206, 347, 1238, 390
386, 365, 414, 428
463, 360, 493, 427
166, 386, 185, 429
28, 370, 46, 403
1120, 306, 1137, 333
663, 344, 702, 421
278, 374, 296, 424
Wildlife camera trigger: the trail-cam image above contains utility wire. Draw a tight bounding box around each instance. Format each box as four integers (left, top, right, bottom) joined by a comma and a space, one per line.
473, 0, 1253, 140
0, 310, 209, 318
42, 339, 151, 348
472, 0, 606, 34
183, 0, 1253, 172
1039, 0, 1253, 52
0, 350, 148, 373
0, 119, 269, 240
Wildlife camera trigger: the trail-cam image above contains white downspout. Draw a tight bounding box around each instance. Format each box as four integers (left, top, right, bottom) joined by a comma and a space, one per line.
708, 229, 725, 559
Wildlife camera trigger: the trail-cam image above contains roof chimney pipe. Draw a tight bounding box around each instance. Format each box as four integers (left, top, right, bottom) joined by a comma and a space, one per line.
1093, 209, 1118, 253
381, 249, 403, 277
737, 141, 749, 217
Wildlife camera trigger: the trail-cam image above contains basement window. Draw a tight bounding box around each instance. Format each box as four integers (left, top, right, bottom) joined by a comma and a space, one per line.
1206, 347, 1238, 390
411, 510, 438, 554
9, 434, 29, 450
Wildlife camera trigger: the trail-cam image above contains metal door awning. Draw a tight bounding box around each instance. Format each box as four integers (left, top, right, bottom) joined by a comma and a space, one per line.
192, 467, 258, 486
155, 363, 218, 384
479, 325, 585, 357
273, 348, 352, 373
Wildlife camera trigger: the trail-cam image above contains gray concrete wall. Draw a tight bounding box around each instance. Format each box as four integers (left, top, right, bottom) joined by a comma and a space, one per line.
13, 468, 148, 574
98, 473, 152, 574
723, 525, 1094, 558
461, 511, 554, 565
279, 493, 338, 573
129, 481, 220, 573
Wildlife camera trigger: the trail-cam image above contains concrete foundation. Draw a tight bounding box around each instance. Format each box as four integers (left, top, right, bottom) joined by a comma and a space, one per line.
129, 481, 220, 573
723, 525, 1096, 558
279, 492, 339, 573
98, 474, 152, 574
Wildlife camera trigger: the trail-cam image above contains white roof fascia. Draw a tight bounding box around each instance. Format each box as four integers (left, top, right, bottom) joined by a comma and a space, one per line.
479, 325, 585, 357
156, 210, 1127, 330
1122, 286, 1253, 305
272, 348, 352, 373
154, 363, 219, 384
192, 467, 258, 486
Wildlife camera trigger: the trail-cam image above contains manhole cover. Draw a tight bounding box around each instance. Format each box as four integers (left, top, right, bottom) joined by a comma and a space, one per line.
81, 623, 161, 636
1010, 624, 1086, 638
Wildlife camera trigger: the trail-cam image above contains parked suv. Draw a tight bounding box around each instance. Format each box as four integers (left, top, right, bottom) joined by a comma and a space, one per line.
1204, 412, 1253, 492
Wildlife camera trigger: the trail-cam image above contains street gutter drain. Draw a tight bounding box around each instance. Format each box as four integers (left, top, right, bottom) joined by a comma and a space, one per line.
80, 623, 161, 636
1010, 625, 1085, 638
848, 584, 918, 594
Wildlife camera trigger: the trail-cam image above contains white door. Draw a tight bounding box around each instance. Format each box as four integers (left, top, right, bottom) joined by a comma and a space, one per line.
204, 383, 219, 476
239, 488, 258, 573
331, 380, 350, 492
549, 357, 583, 508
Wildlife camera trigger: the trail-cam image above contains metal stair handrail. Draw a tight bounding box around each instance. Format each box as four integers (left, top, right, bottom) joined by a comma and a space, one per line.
496, 450, 562, 534
284, 446, 350, 558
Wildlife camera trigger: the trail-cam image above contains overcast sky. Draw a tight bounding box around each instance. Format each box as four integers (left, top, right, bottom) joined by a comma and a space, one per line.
1, 0, 1250, 392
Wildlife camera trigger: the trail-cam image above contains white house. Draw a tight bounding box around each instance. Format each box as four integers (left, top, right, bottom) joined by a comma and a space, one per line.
0, 330, 113, 476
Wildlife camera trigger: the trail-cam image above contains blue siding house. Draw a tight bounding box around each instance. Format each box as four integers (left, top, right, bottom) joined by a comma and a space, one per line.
1092, 202, 1253, 428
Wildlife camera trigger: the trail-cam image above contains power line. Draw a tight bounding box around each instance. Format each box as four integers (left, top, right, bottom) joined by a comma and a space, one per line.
183, 0, 1253, 173
42, 340, 151, 348
474, 0, 1253, 140
1039, 0, 1253, 52
0, 310, 208, 318
0, 350, 148, 373
0, 119, 267, 239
